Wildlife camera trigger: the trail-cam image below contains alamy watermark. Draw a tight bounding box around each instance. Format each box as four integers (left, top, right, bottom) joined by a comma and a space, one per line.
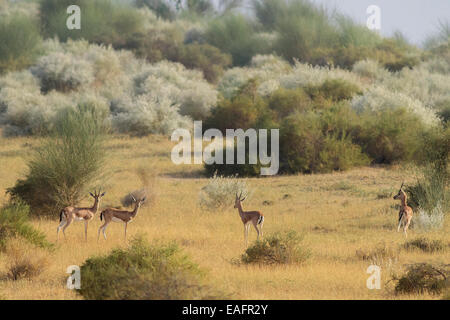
366, 265, 381, 290
171, 121, 279, 176
66, 265, 81, 290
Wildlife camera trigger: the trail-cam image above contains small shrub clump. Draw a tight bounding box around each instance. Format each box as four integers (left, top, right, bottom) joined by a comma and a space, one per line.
356, 242, 400, 267
241, 231, 310, 265
199, 172, 250, 211
0, 202, 52, 251
403, 237, 447, 253
3, 238, 50, 281
393, 263, 449, 296
78, 236, 228, 300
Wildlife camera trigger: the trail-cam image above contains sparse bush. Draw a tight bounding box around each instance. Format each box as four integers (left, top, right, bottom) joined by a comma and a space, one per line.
241, 230, 310, 265
404, 237, 447, 253
393, 263, 449, 295
78, 235, 228, 300
199, 172, 250, 210
414, 206, 445, 232
135, 0, 177, 20
6, 104, 109, 217
3, 238, 50, 281
356, 242, 399, 267
0, 202, 52, 251
0, 15, 42, 74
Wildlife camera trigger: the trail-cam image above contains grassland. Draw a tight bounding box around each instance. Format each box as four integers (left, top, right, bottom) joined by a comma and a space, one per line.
0, 134, 448, 300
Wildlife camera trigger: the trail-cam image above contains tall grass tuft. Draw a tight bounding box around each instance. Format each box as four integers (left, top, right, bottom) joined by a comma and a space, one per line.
6, 103, 109, 218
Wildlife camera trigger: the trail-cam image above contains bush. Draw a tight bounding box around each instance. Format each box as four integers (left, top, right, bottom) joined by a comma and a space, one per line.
305, 79, 362, 102
78, 235, 227, 300
241, 231, 310, 265
30, 52, 94, 93
0, 15, 42, 74
279, 111, 368, 173
176, 43, 232, 83
6, 104, 109, 217
267, 87, 312, 119
404, 237, 447, 253
0, 202, 52, 251
413, 205, 445, 232
135, 0, 177, 20
199, 172, 250, 210
3, 238, 50, 281
356, 242, 399, 267
355, 107, 426, 164
205, 14, 270, 66
394, 263, 449, 295
40, 0, 145, 47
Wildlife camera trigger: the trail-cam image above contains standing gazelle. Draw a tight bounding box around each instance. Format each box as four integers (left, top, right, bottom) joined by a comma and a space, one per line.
98, 196, 146, 241
393, 182, 413, 238
57, 190, 106, 241
234, 192, 264, 247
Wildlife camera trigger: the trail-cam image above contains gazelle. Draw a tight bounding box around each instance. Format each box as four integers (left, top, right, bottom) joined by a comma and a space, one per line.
234, 192, 264, 247
393, 182, 413, 238
57, 190, 106, 241
98, 196, 146, 241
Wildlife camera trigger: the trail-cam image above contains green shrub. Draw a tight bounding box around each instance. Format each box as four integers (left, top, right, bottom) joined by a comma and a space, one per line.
356, 107, 425, 164
241, 230, 310, 265
0, 202, 52, 251
135, 0, 177, 20
6, 104, 109, 217
40, 0, 145, 47
0, 15, 42, 74
394, 263, 449, 295
404, 237, 447, 253
205, 14, 270, 66
279, 111, 367, 173
305, 79, 362, 102
176, 43, 232, 83
267, 87, 312, 119
78, 236, 227, 300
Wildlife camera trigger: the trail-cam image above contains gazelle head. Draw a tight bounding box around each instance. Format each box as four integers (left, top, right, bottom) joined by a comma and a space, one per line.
131, 195, 146, 208
89, 190, 106, 201
393, 182, 406, 201
234, 191, 246, 208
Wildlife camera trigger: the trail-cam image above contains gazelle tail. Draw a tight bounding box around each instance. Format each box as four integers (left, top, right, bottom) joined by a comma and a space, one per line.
257, 215, 264, 225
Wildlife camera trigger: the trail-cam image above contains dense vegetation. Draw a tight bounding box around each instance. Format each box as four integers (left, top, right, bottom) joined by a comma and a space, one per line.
0, 0, 448, 178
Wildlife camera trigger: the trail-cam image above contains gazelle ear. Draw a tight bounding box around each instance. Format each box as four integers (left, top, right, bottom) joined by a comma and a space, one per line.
101, 192, 106, 197
131, 195, 137, 202
89, 192, 94, 197
142, 197, 146, 202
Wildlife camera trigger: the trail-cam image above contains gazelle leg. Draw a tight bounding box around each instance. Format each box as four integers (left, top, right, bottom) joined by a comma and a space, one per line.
124, 223, 128, 241
57, 220, 66, 241
397, 213, 403, 232
259, 221, 264, 239
244, 224, 249, 247
62, 219, 73, 239
252, 220, 260, 240
98, 223, 105, 241
403, 217, 411, 238
84, 221, 88, 242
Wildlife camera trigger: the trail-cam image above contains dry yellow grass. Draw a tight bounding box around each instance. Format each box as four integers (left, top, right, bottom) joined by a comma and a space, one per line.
0, 135, 448, 300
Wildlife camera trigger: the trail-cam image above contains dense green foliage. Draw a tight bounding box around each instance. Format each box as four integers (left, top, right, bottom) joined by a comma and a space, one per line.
78, 236, 227, 299
0, 15, 42, 74
0, 202, 52, 251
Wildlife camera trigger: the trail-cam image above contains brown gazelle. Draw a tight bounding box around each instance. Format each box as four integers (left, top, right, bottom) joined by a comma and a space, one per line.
57, 190, 106, 241
393, 182, 413, 238
234, 191, 264, 247
98, 196, 146, 241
